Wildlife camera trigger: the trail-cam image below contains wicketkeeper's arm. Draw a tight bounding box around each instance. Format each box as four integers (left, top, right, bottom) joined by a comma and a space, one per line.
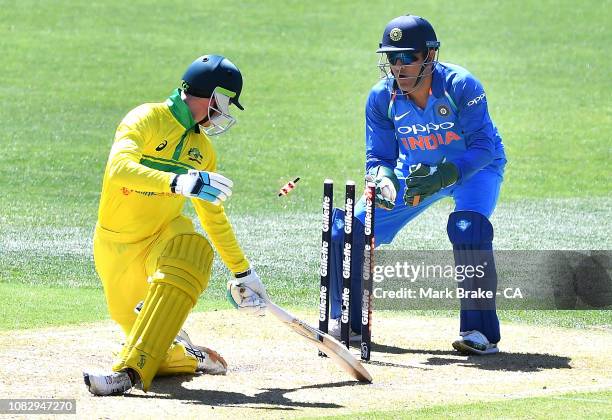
447, 76, 496, 183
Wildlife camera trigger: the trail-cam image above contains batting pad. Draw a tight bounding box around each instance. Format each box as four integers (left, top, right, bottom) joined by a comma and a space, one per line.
113, 234, 213, 391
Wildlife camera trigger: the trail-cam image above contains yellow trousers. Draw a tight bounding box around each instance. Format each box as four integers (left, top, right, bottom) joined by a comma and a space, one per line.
94, 215, 207, 380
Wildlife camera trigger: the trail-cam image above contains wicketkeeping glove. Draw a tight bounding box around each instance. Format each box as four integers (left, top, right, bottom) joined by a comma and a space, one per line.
365, 165, 400, 210
404, 160, 459, 206
226, 268, 269, 316
171, 170, 233, 205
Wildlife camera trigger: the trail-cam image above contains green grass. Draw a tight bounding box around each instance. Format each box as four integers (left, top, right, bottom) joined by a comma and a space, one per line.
314, 390, 612, 419
0, 282, 107, 329
2, 280, 610, 331
0, 0, 611, 331
2, 200, 610, 330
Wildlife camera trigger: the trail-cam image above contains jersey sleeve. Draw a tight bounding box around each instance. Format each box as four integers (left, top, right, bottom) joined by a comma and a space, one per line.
448, 74, 496, 182
192, 151, 250, 275
365, 82, 398, 173
105, 105, 174, 192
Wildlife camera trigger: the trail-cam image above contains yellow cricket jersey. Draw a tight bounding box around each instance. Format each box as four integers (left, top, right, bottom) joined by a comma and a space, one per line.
96, 89, 249, 274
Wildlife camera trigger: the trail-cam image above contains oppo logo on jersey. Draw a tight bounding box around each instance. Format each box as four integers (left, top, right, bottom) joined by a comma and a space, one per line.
397, 121, 455, 135
397, 121, 462, 151
467, 92, 486, 107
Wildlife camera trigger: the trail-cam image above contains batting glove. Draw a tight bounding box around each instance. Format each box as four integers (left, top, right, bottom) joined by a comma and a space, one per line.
226, 268, 269, 316
366, 165, 400, 210
171, 170, 233, 205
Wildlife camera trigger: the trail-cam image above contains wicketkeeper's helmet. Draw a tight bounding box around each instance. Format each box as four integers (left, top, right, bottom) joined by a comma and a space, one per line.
377, 15, 440, 53
180, 55, 244, 110
377, 15, 441, 96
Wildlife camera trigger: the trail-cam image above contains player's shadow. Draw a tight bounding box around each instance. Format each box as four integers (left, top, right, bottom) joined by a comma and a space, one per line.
422, 351, 572, 372
125, 377, 363, 410
370, 343, 571, 372
370, 342, 456, 356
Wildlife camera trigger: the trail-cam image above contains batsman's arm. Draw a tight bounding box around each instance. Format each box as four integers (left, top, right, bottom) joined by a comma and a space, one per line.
192, 151, 249, 274
106, 106, 173, 192
193, 200, 250, 274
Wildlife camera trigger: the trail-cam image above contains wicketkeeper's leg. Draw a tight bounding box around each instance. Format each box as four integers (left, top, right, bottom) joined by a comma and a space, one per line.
450, 169, 503, 344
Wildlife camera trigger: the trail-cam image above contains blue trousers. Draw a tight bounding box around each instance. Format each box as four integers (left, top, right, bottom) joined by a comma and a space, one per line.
330, 168, 503, 343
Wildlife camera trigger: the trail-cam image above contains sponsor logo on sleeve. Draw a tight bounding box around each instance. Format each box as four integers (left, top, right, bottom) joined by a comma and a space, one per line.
466, 92, 486, 107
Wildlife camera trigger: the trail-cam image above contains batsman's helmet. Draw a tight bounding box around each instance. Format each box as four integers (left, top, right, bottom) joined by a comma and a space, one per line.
377, 15, 440, 53
181, 55, 244, 110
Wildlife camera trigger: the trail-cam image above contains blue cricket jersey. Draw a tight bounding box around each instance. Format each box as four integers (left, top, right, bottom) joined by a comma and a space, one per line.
365, 62, 506, 182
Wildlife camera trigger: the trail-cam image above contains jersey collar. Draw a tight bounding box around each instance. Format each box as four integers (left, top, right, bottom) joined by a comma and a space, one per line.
166, 88, 196, 130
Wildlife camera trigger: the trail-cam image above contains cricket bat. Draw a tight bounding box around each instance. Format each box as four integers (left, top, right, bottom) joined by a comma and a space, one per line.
266, 300, 373, 383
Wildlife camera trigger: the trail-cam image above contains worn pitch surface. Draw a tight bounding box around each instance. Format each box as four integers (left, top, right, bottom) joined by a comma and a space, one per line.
1, 311, 610, 418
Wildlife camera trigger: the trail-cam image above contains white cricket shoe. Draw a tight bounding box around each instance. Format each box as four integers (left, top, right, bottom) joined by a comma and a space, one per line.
327, 317, 362, 343
452, 330, 499, 355
83, 369, 135, 396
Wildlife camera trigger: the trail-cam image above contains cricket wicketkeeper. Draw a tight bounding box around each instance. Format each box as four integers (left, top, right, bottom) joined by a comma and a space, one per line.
84, 55, 269, 396
328, 15, 507, 355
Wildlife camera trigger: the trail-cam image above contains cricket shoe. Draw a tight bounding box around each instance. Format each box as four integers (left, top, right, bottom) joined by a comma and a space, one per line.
175, 333, 228, 375
83, 369, 137, 396
452, 330, 499, 355
327, 318, 362, 343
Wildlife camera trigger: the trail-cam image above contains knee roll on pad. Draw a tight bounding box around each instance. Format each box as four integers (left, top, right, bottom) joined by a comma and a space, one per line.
155, 233, 214, 303
447, 211, 493, 248
330, 208, 365, 246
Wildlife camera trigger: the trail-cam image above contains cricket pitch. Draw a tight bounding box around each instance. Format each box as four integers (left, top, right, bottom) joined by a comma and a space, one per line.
0, 311, 610, 418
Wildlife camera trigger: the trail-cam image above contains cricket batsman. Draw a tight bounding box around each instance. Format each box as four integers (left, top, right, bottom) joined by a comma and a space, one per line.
84, 54, 269, 395
328, 15, 507, 355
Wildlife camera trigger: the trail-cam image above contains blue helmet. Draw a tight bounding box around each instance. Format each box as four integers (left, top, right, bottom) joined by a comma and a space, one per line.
181, 55, 244, 110
377, 15, 440, 53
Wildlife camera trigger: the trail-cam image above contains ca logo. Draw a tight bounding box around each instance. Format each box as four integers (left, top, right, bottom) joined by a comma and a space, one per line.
137, 354, 146, 369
